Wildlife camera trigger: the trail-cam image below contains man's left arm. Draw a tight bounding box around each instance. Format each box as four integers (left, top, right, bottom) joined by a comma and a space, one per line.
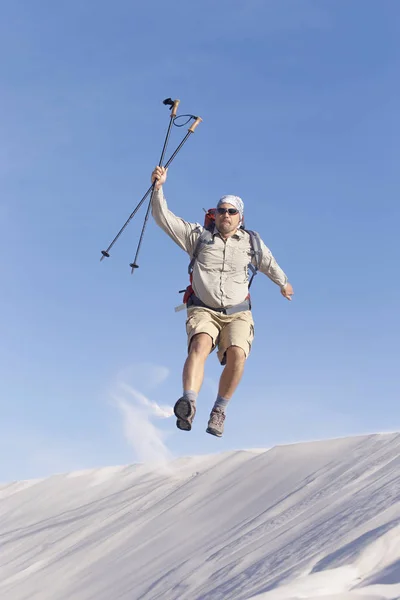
258, 239, 294, 301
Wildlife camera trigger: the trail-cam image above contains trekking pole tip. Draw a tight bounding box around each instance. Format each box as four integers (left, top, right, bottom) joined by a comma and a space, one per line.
100, 250, 110, 261
189, 116, 202, 133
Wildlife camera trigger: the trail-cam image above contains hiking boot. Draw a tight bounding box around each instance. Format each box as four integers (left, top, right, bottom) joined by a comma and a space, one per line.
174, 397, 196, 431
206, 406, 226, 437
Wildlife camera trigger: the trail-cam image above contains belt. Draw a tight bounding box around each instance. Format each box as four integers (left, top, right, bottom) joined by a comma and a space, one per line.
187, 293, 251, 315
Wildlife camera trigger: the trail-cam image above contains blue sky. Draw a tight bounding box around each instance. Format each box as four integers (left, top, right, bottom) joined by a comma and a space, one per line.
1, 0, 399, 481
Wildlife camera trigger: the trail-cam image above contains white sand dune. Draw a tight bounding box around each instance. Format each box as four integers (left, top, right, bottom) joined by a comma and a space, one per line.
0, 433, 399, 599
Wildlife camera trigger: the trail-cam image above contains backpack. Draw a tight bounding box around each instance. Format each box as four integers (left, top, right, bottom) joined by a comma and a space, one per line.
180, 208, 263, 306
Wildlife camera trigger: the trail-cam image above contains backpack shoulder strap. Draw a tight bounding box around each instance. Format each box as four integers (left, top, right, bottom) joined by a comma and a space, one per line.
244, 229, 263, 288
245, 230, 262, 270
188, 228, 214, 274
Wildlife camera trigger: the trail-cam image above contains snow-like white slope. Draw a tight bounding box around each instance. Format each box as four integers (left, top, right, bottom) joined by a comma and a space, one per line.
0, 433, 399, 600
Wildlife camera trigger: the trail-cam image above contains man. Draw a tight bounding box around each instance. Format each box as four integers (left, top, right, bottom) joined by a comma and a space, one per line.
151, 166, 293, 437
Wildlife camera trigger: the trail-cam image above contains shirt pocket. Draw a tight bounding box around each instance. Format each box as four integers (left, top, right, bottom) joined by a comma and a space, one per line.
231, 265, 248, 284
198, 238, 225, 271
229, 245, 252, 282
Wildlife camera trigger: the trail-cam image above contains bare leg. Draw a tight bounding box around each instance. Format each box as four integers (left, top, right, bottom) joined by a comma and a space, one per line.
206, 345, 247, 437
218, 345, 246, 399
183, 333, 213, 394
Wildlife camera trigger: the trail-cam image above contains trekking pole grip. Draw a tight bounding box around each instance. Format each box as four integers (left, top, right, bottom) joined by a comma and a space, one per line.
189, 116, 202, 133
171, 99, 180, 118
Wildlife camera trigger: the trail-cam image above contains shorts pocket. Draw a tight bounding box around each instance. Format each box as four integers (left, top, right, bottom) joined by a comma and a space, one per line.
247, 323, 255, 347
186, 313, 198, 335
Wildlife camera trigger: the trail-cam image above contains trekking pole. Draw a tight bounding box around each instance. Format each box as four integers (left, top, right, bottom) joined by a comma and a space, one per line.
129, 116, 202, 272
100, 97, 180, 261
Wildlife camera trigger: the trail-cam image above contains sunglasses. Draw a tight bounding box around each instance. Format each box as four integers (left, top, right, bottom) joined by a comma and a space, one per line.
216, 207, 239, 216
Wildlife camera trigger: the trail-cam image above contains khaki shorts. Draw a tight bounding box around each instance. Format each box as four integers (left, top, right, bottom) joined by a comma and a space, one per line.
186, 307, 255, 365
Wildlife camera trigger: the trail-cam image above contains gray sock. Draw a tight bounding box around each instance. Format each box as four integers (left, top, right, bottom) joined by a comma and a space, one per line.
183, 390, 197, 404
213, 395, 229, 413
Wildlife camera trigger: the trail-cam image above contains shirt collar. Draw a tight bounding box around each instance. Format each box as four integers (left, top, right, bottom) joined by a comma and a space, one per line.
212, 225, 244, 239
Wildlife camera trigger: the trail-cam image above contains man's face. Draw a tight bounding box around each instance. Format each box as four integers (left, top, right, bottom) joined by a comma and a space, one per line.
215, 203, 241, 236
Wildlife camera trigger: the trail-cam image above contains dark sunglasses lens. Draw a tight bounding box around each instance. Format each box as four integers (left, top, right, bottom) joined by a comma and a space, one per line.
217, 208, 239, 215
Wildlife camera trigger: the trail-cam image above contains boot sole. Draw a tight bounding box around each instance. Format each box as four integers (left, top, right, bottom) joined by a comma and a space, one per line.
206, 426, 223, 437
174, 398, 194, 432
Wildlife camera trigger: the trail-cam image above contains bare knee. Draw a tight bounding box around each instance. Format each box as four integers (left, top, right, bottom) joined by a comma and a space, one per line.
189, 333, 213, 359
225, 345, 246, 367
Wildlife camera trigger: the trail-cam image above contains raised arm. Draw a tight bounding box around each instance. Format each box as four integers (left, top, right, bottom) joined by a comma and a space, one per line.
151, 166, 200, 255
